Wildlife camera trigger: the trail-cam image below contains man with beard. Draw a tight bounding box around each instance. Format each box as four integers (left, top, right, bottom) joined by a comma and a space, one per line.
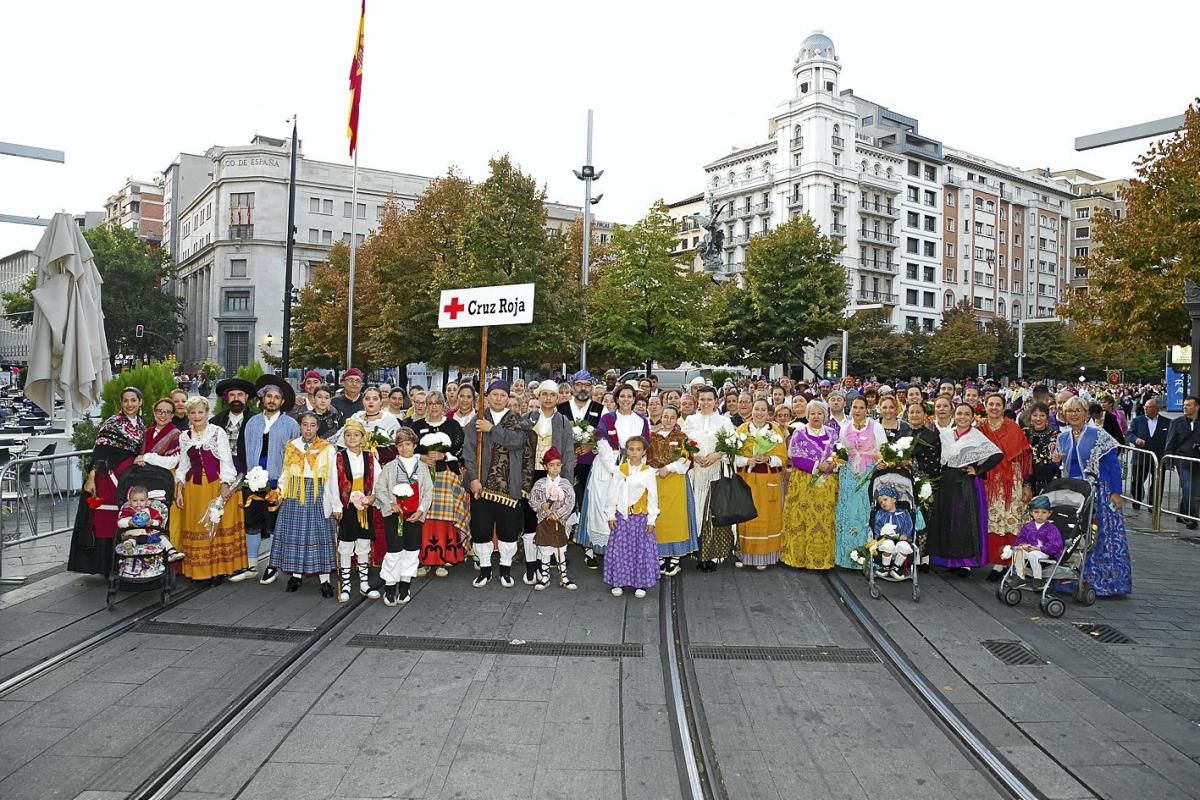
522, 383, 576, 583
332, 368, 366, 418
463, 380, 535, 588
558, 370, 603, 527
243, 375, 300, 585
212, 378, 259, 582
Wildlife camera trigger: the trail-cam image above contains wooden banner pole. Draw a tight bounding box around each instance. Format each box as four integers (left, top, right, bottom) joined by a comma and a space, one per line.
475, 325, 488, 481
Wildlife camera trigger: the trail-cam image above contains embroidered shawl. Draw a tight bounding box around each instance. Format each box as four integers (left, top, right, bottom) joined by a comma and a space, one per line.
940, 426, 1001, 469
979, 417, 1032, 505
282, 437, 335, 504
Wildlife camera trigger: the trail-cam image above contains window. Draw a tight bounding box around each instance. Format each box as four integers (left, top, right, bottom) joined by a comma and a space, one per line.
1014, 234, 1022, 246
999, 232, 1006, 244
923, 215, 935, 232
974, 246, 984, 259
999, 277, 1006, 291
944, 268, 955, 282
906, 263, 918, 280
946, 193, 955, 207
1076, 207, 1090, 219
923, 241, 935, 257
1075, 246, 1089, 259
309, 228, 320, 244
342, 232, 352, 245
946, 217, 955, 231
224, 290, 251, 312
973, 296, 983, 309
356, 203, 366, 219
825, 81, 834, 92
906, 237, 919, 254
1075, 227, 1090, 239
975, 221, 984, 235
907, 211, 919, 228
226, 331, 250, 372
357, 233, 365, 246
309, 197, 321, 213
906, 316, 919, 331
964, 220, 970, 233
229, 224, 253, 239
923, 318, 934, 332
230, 192, 254, 208
908, 161, 920, 177
923, 291, 935, 308
832, 152, 840, 166
923, 266, 935, 283
229, 258, 247, 278
944, 291, 955, 308
924, 189, 936, 207
924, 165, 937, 182
322, 230, 332, 245
906, 289, 919, 305
999, 255, 1006, 267
799, 82, 809, 93
907, 186, 919, 202
945, 243, 954, 258
344, 202, 353, 218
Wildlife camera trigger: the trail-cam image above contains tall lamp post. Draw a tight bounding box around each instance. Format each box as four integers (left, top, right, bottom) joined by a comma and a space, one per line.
1014, 315, 1061, 379
572, 109, 603, 371
281, 115, 298, 377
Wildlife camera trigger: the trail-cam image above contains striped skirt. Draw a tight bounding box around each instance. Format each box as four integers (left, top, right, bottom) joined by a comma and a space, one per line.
271, 479, 335, 575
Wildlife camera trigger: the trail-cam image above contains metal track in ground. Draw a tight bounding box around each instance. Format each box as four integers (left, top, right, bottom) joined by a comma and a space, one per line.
825, 571, 1043, 800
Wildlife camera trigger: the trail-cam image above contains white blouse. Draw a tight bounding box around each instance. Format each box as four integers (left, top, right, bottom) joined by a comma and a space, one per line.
287, 437, 343, 517
175, 425, 236, 486
682, 411, 734, 456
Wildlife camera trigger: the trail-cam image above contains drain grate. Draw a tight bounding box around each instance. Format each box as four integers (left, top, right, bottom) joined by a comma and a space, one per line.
347, 634, 642, 658
981, 639, 1049, 666
1074, 623, 1135, 644
686, 644, 879, 663
137, 620, 314, 643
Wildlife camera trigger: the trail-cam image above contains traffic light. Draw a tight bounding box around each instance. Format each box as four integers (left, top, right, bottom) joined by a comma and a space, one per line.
135, 324, 144, 338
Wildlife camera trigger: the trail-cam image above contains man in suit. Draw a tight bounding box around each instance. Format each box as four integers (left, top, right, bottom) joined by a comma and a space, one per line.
210, 378, 259, 581
1165, 396, 1200, 529
523, 383, 576, 584
1127, 396, 1168, 505
557, 370, 603, 520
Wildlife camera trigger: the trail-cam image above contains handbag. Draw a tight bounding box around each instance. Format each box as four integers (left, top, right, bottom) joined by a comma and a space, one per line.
709, 462, 758, 527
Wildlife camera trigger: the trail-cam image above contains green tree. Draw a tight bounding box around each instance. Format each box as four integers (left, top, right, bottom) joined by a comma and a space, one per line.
3, 226, 184, 361
842, 308, 898, 378
99, 362, 179, 424
289, 239, 380, 370
1061, 99, 1200, 348
588, 201, 714, 374
927, 301, 998, 377
722, 215, 846, 364
435, 155, 585, 368
1018, 322, 1098, 380
0, 271, 36, 325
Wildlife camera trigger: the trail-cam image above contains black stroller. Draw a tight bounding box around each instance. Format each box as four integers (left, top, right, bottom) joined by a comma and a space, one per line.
107, 464, 177, 608
997, 477, 1097, 618
866, 469, 921, 602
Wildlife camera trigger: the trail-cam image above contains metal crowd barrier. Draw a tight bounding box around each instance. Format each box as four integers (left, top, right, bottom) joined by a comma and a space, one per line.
0, 448, 90, 585
1115, 443, 1159, 513
1154, 453, 1200, 533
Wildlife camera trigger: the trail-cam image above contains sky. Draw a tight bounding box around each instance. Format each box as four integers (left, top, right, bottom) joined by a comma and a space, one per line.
1, 0, 1195, 256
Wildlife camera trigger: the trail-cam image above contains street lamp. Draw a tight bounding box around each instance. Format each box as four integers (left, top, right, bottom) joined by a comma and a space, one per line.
264, 333, 274, 348
1014, 315, 1060, 379
573, 109, 604, 371
207, 334, 215, 346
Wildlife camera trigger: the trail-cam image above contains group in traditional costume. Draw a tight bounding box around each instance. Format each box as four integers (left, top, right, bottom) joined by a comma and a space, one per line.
602, 436, 660, 597
335, 419, 384, 601
375, 427, 433, 605
834, 398, 886, 569
408, 393, 469, 577
270, 411, 341, 595
733, 401, 787, 569
647, 406, 698, 576
780, 402, 838, 569
527, 447, 578, 590
243, 375, 300, 585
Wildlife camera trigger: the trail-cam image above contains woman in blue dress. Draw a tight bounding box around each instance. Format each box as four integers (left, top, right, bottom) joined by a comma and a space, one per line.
1054, 396, 1132, 596
834, 396, 887, 569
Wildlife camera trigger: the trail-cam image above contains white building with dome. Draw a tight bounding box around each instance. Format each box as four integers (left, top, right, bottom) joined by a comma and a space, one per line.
700, 31, 1074, 375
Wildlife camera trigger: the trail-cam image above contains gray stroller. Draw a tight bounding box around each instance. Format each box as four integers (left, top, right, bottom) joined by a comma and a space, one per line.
867, 469, 920, 603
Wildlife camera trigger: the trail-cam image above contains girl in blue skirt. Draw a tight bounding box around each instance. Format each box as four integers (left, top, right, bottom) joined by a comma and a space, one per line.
271, 412, 343, 596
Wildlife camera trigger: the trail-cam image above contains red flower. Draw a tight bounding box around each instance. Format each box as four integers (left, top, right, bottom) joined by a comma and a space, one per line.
85, 496, 104, 509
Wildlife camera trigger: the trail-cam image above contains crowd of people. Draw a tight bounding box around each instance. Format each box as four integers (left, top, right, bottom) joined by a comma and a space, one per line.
69, 368, 1169, 605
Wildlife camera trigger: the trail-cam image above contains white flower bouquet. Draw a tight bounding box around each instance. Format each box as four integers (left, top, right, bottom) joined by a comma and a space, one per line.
246, 466, 270, 492
200, 474, 245, 538
571, 419, 597, 446
419, 432, 452, 453
393, 483, 414, 499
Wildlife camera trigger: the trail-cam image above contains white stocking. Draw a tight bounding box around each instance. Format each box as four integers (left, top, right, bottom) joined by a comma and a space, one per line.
498, 540, 518, 567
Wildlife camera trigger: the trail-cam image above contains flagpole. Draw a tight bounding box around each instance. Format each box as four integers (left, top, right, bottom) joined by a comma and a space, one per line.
346, 150, 358, 367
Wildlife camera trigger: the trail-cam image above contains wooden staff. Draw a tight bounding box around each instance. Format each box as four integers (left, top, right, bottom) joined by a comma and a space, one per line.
475, 325, 488, 482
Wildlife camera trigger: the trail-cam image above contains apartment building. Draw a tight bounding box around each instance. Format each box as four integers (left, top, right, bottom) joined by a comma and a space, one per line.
103, 178, 164, 246
667, 193, 707, 272
1049, 169, 1129, 296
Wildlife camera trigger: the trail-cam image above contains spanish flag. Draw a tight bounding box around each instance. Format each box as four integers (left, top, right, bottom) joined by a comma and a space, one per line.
347, 0, 365, 158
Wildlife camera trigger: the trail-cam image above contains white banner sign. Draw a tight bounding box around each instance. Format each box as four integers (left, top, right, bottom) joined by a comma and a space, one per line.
437, 283, 535, 329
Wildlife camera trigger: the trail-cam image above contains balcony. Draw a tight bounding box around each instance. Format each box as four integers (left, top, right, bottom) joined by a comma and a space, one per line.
831, 136, 845, 149
857, 229, 899, 245
725, 262, 746, 274
858, 258, 898, 274
724, 234, 748, 249
737, 205, 755, 219
829, 223, 847, 236
857, 290, 898, 305
751, 202, 773, 214
858, 200, 899, 218
831, 192, 847, 207
790, 135, 804, 150
788, 195, 804, 209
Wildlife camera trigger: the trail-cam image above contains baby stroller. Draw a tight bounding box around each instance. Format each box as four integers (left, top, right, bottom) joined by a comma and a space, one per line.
866, 469, 921, 603
107, 464, 177, 609
997, 476, 1097, 618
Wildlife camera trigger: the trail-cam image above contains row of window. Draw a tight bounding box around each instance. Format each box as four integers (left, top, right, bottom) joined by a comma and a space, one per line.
181, 202, 213, 238
309, 197, 368, 220
906, 161, 938, 182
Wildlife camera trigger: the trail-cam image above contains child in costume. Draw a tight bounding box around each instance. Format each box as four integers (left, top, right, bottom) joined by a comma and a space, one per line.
602, 436, 660, 598
527, 447, 578, 591
117, 485, 184, 562
374, 427, 432, 605
872, 485, 914, 581
1002, 494, 1064, 582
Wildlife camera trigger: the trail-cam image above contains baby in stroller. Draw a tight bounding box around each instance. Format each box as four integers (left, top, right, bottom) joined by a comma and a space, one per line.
1001, 494, 1062, 583
117, 485, 184, 563
873, 485, 914, 581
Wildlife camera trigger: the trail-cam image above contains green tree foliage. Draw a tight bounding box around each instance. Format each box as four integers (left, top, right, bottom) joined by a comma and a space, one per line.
2, 226, 184, 362
1016, 322, 1098, 381
1062, 99, 1200, 348
290, 240, 377, 370
841, 309, 897, 378
588, 201, 714, 374
435, 156, 586, 368
99, 362, 179, 424
718, 215, 846, 364
0, 271, 36, 325
927, 302, 999, 377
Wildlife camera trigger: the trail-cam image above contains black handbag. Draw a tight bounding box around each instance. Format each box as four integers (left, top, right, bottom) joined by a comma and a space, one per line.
709, 463, 758, 527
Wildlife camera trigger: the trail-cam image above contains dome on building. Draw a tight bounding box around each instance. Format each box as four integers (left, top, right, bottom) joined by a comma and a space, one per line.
798, 31, 836, 62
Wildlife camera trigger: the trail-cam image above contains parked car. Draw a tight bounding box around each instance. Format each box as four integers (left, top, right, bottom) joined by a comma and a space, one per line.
618, 368, 714, 392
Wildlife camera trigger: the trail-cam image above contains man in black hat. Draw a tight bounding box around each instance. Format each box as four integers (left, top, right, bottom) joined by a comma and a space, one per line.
243, 374, 300, 584
211, 378, 259, 582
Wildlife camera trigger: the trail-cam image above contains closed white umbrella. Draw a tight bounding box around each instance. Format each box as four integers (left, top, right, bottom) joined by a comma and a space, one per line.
25, 212, 112, 431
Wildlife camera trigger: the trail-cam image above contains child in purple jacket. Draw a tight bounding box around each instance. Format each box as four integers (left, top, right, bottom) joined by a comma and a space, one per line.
1002, 494, 1064, 581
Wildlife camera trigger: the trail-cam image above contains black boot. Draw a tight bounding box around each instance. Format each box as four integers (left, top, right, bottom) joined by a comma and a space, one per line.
524, 560, 540, 586
499, 564, 515, 588
473, 566, 492, 588
396, 579, 411, 605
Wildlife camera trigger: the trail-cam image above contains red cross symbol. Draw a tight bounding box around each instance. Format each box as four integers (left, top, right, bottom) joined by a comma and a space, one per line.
443, 296, 466, 320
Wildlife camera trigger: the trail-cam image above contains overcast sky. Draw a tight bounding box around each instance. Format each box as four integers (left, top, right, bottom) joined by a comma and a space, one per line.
1, 0, 1194, 256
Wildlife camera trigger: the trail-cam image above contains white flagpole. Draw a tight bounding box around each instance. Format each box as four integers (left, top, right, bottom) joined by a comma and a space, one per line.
346, 150, 358, 367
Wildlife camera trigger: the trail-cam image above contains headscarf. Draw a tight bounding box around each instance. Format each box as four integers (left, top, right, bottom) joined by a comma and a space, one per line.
95, 413, 145, 457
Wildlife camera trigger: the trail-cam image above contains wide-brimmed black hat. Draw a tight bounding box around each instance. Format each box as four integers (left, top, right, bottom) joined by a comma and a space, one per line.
215, 378, 256, 398
255, 374, 296, 412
